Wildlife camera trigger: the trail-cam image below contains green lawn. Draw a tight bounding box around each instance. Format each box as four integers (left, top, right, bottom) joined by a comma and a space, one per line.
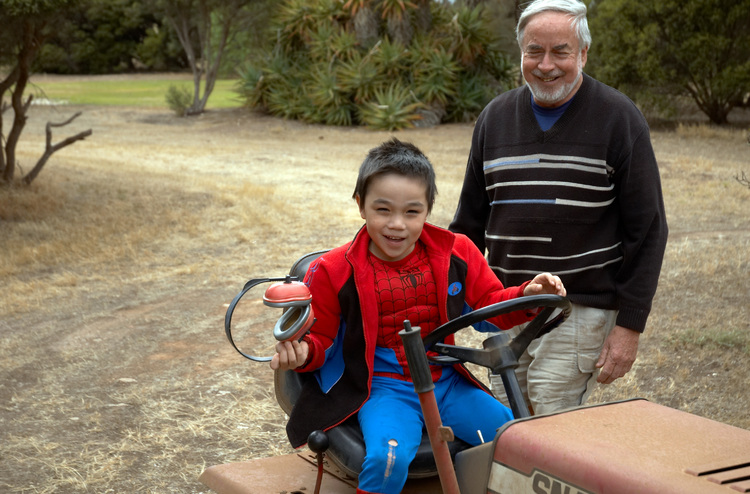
29, 76, 243, 109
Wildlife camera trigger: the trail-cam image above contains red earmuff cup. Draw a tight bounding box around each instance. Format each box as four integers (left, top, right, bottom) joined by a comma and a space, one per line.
263, 281, 312, 307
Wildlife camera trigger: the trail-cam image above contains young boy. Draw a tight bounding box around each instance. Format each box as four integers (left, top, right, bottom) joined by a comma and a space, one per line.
271, 138, 565, 494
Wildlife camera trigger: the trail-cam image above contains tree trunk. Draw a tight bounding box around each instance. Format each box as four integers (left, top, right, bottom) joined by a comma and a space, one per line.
353, 6, 379, 49
2, 20, 40, 182
414, 0, 432, 33
387, 11, 413, 47
163, 0, 242, 116
0, 80, 13, 175
194, 1, 236, 115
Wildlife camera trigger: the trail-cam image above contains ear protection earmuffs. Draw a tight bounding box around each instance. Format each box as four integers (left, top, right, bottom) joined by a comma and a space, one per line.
263, 280, 315, 343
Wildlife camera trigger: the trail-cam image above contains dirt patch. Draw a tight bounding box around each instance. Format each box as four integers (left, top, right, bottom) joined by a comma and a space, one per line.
1, 94, 749, 493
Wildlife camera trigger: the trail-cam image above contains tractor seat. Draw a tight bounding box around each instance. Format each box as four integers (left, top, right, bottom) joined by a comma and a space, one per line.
273, 250, 471, 480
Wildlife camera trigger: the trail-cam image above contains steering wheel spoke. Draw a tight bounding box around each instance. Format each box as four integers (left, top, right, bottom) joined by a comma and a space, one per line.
508, 306, 559, 358
430, 343, 493, 367
420, 295, 571, 419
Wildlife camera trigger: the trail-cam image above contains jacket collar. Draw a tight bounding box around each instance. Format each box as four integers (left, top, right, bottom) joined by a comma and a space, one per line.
345, 222, 456, 268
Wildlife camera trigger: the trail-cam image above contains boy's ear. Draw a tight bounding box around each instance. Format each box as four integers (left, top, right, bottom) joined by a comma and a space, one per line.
355, 194, 365, 218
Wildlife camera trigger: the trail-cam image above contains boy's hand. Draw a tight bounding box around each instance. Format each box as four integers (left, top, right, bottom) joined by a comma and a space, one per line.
524, 273, 566, 297
270, 339, 310, 371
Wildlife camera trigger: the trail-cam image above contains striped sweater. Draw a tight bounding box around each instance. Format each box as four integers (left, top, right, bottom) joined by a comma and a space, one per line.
449, 74, 668, 332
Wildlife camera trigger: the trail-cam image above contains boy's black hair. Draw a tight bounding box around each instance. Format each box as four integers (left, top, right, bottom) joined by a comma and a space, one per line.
353, 138, 438, 212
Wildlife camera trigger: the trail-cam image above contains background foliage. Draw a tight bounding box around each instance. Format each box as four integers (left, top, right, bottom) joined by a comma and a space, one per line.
3, 0, 750, 127
34, 0, 186, 74
235, 0, 515, 130
586, 0, 750, 125
1, 0, 83, 183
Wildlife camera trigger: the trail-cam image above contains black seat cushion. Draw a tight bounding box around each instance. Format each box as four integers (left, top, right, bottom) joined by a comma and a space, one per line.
274, 367, 471, 479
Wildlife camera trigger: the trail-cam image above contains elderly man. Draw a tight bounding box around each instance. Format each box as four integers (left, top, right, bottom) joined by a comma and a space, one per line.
449, 0, 668, 414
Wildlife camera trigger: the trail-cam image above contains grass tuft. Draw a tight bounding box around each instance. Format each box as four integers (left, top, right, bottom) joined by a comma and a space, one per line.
668, 327, 750, 353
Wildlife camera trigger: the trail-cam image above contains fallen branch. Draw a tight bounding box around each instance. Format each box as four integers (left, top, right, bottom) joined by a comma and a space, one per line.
736, 171, 750, 189
22, 112, 93, 185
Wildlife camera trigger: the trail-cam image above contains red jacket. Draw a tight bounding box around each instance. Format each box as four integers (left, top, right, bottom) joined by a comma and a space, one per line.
286, 222, 532, 447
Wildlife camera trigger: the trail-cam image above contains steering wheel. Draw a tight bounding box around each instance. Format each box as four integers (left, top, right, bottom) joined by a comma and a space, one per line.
421, 294, 571, 418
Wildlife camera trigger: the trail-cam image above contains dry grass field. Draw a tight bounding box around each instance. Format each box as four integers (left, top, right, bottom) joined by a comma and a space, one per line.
1, 97, 749, 493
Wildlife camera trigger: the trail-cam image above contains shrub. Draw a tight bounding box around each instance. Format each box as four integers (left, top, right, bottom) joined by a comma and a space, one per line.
237, 0, 513, 129
165, 85, 193, 117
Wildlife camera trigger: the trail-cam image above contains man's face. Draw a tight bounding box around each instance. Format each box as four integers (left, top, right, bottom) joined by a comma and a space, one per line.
521, 11, 588, 108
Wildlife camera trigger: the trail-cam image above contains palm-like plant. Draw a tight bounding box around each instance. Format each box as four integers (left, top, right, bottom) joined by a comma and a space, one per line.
343, 0, 372, 17
358, 83, 424, 130
337, 52, 385, 103
369, 38, 409, 79
330, 28, 359, 61
309, 25, 358, 62
446, 5, 492, 65
480, 49, 516, 93
447, 71, 491, 123
380, 0, 416, 45
274, 0, 320, 47
378, 0, 415, 21
266, 79, 310, 120
275, 0, 346, 49
239, 0, 515, 129
308, 24, 338, 62
412, 45, 459, 107
307, 66, 353, 125
235, 65, 265, 109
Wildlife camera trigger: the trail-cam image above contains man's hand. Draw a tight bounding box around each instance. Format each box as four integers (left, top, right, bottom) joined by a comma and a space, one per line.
270, 339, 310, 371
596, 325, 639, 384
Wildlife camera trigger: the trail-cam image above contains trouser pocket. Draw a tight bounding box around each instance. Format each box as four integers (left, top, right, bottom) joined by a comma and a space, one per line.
575, 305, 617, 374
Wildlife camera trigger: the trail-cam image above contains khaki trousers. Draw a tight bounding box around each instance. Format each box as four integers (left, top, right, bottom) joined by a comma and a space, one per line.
490, 304, 618, 415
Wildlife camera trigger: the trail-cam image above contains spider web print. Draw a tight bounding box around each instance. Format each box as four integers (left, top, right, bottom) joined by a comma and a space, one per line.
369, 243, 441, 380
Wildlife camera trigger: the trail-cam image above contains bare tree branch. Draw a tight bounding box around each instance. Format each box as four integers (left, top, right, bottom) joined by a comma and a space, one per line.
736, 171, 750, 189
22, 112, 93, 185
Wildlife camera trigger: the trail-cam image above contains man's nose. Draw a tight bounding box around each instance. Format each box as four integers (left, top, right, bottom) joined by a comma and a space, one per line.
538, 52, 555, 72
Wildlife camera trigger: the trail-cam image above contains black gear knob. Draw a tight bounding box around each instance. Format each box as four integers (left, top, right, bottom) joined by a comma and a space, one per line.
307, 430, 329, 454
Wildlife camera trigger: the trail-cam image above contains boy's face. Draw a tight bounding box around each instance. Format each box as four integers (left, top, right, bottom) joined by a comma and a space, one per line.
356, 173, 429, 262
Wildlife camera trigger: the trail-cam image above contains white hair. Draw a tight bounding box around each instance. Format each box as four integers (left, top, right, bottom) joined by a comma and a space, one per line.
516, 0, 591, 51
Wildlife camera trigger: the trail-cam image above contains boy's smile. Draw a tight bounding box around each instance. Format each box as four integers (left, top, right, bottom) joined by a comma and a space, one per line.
357, 173, 430, 262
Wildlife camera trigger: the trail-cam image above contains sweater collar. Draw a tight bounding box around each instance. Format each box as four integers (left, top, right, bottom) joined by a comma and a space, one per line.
524, 73, 591, 139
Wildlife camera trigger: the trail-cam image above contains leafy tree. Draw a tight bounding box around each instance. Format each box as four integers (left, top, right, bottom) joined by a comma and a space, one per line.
1, 0, 92, 185
147, 0, 261, 116
588, 0, 750, 125
238, 0, 514, 130
34, 0, 186, 74
215, 0, 275, 75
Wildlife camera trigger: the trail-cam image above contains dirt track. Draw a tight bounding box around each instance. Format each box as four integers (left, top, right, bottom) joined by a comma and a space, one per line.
1, 100, 749, 493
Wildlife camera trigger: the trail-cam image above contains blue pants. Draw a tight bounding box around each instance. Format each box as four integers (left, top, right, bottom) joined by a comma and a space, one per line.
356, 369, 513, 494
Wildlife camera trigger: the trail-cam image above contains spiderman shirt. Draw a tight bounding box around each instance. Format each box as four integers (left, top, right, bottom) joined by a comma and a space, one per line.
368, 241, 445, 383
